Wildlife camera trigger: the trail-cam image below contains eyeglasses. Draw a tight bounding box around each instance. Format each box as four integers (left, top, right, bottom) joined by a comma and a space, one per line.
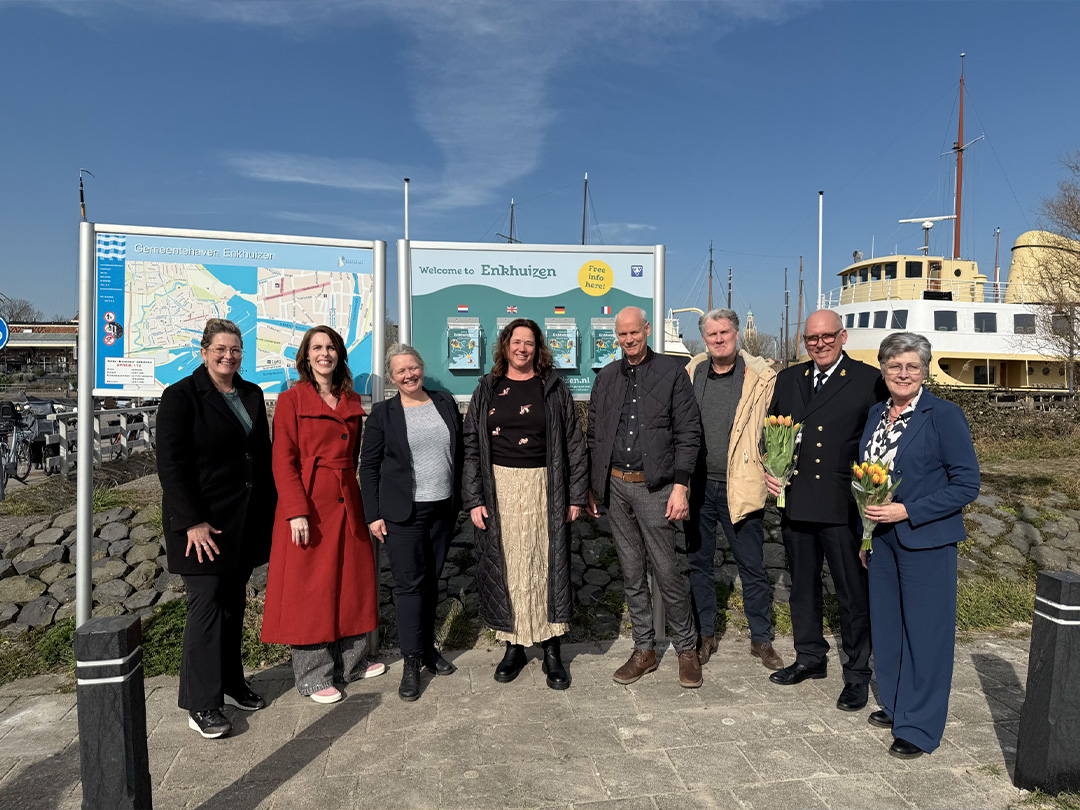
803, 329, 842, 347
884, 363, 923, 377
209, 347, 243, 357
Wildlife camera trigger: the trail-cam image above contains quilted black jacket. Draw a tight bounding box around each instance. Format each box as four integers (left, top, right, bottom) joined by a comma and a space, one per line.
462, 373, 589, 632
588, 348, 702, 504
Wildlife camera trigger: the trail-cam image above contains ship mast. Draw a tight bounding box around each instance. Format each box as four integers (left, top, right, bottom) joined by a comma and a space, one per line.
707, 241, 714, 311
952, 53, 965, 259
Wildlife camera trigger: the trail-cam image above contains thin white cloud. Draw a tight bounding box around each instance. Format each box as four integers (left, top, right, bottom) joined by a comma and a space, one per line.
597, 221, 658, 244
270, 210, 398, 237
223, 151, 406, 194
39, 1, 815, 214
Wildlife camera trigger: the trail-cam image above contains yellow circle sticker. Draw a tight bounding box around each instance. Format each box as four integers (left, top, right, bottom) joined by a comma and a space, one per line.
578, 260, 613, 296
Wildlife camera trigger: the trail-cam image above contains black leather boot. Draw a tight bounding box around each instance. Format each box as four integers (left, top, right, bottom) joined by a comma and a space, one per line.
493, 642, 527, 683
423, 648, 457, 676
399, 656, 422, 702
541, 637, 570, 690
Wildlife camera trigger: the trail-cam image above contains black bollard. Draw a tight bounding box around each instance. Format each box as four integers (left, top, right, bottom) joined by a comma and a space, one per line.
74, 616, 153, 810
1014, 570, 1080, 794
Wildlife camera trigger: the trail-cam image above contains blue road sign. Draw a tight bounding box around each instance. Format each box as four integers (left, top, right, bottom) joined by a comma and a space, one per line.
0, 317, 9, 351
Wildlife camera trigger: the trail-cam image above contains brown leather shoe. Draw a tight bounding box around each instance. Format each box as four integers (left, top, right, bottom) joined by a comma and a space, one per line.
697, 635, 719, 665
678, 650, 703, 688
751, 641, 785, 671
613, 649, 658, 684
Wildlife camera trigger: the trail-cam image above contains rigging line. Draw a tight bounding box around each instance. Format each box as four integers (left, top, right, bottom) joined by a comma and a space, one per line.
834, 82, 957, 198
965, 86, 1032, 229
477, 206, 510, 242
671, 247, 711, 308
587, 195, 605, 245
514, 179, 581, 206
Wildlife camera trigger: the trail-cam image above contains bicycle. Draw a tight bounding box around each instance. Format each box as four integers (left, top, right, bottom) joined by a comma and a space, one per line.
0, 408, 34, 483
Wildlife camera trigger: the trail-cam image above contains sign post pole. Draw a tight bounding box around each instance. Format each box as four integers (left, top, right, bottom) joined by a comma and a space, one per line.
76, 221, 96, 627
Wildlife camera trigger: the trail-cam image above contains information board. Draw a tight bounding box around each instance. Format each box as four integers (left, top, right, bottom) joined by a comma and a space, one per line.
93, 228, 379, 396
403, 243, 658, 399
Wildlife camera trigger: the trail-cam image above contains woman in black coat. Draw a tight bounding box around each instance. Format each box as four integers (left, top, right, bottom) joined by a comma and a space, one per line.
462, 319, 589, 689
156, 318, 276, 739
359, 345, 463, 702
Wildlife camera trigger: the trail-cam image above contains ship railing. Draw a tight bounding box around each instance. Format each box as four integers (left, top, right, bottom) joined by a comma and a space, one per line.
823, 279, 1036, 308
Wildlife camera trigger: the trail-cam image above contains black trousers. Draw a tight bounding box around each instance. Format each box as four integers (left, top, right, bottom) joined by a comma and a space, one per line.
178, 568, 252, 711
782, 518, 871, 684
384, 499, 454, 658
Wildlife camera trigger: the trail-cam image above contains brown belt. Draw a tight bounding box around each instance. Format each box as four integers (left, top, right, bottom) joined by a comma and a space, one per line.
610, 467, 646, 483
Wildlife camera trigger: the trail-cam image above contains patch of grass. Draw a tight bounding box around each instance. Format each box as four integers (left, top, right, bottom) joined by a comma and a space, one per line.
956, 575, 1035, 632
437, 598, 481, 650
597, 545, 620, 570
999, 505, 1019, 518
139, 597, 289, 678
957, 537, 975, 557
978, 763, 1005, 778
147, 505, 163, 533
597, 588, 626, 616
1017, 788, 1080, 810
769, 594, 842, 637
449, 547, 476, 570
0, 620, 78, 685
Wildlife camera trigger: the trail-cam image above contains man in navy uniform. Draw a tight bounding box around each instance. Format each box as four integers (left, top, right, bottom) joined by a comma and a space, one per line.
765, 309, 887, 712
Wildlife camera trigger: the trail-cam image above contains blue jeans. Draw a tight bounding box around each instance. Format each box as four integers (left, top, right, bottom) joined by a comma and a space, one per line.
687, 478, 773, 643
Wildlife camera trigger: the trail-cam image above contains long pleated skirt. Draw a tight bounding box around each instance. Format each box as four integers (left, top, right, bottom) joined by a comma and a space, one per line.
492, 464, 570, 645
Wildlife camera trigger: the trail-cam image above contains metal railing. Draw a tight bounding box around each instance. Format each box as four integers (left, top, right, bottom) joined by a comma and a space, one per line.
47, 407, 158, 477
823, 278, 1036, 308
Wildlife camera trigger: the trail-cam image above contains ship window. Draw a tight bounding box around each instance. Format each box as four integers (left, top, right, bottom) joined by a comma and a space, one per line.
1051, 313, 1072, 336
871, 265, 882, 281
954, 268, 963, 278
934, 311, 957, 332
974, 313, 997, 333
1043, 367, 1051, 376
841, 274, 849, 288
873, 311, 887, 328
890, 310, 908, 328
859, 267, 869, 283
1028, 365, 1034, 375
1014, 314, 1036, 334
905, 261, 923, 278
884, 262, 897, 279
929, 261, 942, 277
974, 365, 996, 385
858, 312, 870, 328
845, 313, 855, 328
940, 363, 950, 373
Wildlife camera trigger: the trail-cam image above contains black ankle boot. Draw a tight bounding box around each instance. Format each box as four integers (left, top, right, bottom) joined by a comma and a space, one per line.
541, 637, 570, 690
399, 656, 422, 702
493, 642, 527, 683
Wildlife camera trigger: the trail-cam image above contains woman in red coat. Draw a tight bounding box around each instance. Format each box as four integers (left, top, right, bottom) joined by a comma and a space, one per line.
261, 325, 383, 703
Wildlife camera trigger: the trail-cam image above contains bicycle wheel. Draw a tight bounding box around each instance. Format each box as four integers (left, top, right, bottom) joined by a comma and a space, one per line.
13, 439, 31, 481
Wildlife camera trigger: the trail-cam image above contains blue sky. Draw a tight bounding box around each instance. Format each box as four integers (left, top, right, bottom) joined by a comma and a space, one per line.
2, 0, 1078, 340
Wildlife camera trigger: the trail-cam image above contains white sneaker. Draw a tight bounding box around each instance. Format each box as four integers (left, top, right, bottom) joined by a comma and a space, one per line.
360, 662, 387, 679
309, 686, 343, 704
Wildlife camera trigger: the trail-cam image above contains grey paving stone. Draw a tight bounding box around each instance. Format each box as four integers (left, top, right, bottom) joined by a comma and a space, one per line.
160, 743, 255, 790
800, 729, 913, 775
591, 749, 685, 799
665, 741, 760, 789
610, 711, 696, 751
881, 768, 987, 810
325, 729, 405, 777
738, 736, 836, 781
807, 773, 913, 809
516, 757, 608, 807
477, 721, 554, 765
402, 722, 480, 770
727, 780, 829, 810
439, 763, 526, 810
574, 797, 657, 810
547, 716, 626, 757
356, 767, 442, 810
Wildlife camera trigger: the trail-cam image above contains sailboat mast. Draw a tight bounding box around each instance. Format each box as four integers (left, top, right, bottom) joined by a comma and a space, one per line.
581, 172, 588, 245
707, 241, 714, 311
509, 198, 515, 243
953, 53, 965, 259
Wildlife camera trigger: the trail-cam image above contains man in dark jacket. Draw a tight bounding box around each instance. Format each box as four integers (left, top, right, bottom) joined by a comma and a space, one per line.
587, 307, 704, 688
765, 309, 888, 712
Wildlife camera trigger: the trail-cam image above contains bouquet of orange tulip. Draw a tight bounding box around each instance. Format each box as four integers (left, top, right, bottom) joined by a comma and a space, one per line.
851, 460, 902, 552
762, 414, 802, 508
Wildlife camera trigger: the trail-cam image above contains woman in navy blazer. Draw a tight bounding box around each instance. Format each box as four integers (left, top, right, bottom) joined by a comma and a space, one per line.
858, 332, 980, 759
359, 345, 464, 701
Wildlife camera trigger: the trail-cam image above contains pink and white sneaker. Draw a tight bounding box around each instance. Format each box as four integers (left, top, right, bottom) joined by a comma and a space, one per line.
360, 662, 387, 679
309, 686, 342, 704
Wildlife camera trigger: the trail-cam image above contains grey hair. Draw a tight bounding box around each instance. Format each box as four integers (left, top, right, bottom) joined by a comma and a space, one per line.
877, 332, 932, 371
698, 308, 740, 336
386, 343, 425, 377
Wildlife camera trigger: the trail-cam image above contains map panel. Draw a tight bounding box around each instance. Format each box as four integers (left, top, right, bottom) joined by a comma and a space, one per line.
94, 231, 376, 396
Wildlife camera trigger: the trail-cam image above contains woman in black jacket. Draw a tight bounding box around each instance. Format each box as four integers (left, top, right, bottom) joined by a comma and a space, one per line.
359, 345, 463, 702
462, 319, 589, 689
156, 318, 276, 739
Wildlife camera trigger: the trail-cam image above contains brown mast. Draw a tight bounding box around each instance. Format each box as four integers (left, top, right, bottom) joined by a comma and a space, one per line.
952, 53, 965, 259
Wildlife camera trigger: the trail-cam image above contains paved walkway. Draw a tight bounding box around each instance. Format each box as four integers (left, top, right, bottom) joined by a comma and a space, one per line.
0, 633, 1028, 810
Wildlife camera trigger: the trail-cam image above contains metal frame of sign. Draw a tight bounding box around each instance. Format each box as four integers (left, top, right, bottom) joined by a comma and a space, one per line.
74, 221, 386, 629
397, 240, 664, 401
